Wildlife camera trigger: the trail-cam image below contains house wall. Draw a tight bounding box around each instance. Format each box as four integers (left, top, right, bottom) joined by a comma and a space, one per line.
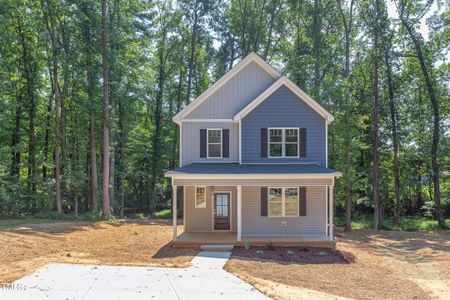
241, 86, 327, 165
185, 61, 276, 119
241, 186, 327, 236
181, 122, 239, 166
184, 186, 237, 232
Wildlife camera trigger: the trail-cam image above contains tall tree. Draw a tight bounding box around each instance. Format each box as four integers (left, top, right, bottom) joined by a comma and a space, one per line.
101, 0, 111, 218
397, 0, 444, 227
372, 0, 382, 229
336, 0, 354, 231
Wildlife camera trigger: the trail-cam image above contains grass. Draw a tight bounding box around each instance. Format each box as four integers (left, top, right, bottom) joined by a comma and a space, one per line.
335, 214, 450, 231
154, 209, 172, 219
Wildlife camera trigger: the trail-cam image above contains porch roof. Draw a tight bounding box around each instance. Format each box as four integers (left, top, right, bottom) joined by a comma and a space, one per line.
165, 163, 340, 177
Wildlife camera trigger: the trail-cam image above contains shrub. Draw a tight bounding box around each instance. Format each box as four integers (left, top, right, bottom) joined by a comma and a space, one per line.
154, 209, 172, 219
265, 242, 275, 251
243, 240, 250, 250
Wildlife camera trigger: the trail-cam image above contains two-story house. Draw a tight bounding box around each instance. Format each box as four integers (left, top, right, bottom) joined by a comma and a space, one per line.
165, 53, 341, 248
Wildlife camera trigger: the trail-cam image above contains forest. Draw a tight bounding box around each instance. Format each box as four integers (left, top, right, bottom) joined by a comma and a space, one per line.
0, 0, 448, 229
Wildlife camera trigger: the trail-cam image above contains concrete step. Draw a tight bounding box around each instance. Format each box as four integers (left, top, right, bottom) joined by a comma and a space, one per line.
200, 244, 234, 252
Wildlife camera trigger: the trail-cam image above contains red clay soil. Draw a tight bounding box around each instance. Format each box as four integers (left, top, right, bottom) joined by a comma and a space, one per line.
0, 219, 196, 284
226, 229, 450, 300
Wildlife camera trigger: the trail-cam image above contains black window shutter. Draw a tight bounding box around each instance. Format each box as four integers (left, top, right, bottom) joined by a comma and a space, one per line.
222, 129, 229, 158
299, 187, 307, 216
261, 187, 268, 216
200, 129, 207, 158
300, 128, 307, 157
176, 186, 184, 214
261, 128, 268, 157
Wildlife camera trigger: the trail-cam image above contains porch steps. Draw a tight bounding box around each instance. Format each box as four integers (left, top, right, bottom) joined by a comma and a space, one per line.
200, 244, 234, 252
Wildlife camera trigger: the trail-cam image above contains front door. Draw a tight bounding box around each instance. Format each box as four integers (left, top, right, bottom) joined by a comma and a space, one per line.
214, 193, 230, 230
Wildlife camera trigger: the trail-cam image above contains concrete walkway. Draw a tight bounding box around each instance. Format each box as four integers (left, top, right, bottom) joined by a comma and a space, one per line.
0, 251, 269, 300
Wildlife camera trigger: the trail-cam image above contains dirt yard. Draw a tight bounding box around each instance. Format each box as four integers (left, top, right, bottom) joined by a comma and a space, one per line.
225, 229, 450, 300
0, 219, 196, 284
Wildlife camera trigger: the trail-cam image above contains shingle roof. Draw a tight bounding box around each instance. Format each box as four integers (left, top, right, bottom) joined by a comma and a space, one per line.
166, 163, 339, 176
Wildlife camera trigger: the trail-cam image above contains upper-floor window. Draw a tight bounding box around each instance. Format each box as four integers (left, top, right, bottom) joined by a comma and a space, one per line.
269, 128, 298, 158
207, 129, 222, 158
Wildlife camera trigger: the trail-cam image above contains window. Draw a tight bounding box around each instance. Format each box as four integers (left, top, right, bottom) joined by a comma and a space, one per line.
268, 187, 299, 217
269, 128, 299, 158
195, 187, 206, 208
207, 129, 222, 158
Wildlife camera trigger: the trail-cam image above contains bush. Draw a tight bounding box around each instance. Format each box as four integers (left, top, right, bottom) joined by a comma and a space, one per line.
265, 242, 275, 251
154, 209, 172, 219
243, 240, 250, 250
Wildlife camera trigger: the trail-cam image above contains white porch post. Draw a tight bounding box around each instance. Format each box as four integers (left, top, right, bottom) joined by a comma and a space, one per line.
172, 184, 177, 241
329, 185, 334, 241
237, 185, 242, 242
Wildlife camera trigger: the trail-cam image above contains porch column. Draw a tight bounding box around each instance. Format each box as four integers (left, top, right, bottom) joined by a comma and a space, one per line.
329, 185, 334, 241
172, 185, 177, 241
237, 185, 242, 241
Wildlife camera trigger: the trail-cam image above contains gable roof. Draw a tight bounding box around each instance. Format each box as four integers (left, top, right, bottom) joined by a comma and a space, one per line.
233, 76, 334, 124
172, 52, 281, 125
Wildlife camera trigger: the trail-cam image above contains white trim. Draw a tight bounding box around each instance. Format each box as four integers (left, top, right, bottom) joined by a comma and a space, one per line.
206, 128, 223, 159
234, 76, 334, 124
172, 181, 177, 241
325, 122, 328, 168
173, 52, 281, 124
267, 187, 300, 217
326, 185, 329, 236
182, 119, 236, 123
329, 185, 334, 241
166, 173, 342, 179
194, 186, 207, 208
238, 121, 242, 164
179, 123, 183, 167
268, 128, 299, 158
211, 191, 233, 232
240, 162, 320, 165
237, 185, 242, 241
183, 186, 186, 231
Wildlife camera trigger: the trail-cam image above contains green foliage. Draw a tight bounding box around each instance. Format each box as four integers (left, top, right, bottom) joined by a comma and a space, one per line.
154, 209, 172, 219
243, 240, 251, 250
0, 0, 448, 228
265, 242, 275, 251
335, 214, 450, 231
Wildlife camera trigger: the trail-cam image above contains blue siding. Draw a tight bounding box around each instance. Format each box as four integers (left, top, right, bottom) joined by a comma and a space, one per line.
241, 85, 326, 165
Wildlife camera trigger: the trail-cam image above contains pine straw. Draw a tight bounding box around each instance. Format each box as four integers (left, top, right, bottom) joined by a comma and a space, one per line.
0, 219, 196, 283
225, 229, 450, 300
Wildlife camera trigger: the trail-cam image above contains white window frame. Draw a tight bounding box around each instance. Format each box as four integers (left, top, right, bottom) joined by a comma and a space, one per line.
268, 187, 299, 217
207, 128, 223, 159
268, 127, 299, 158
195, 186, 206, 208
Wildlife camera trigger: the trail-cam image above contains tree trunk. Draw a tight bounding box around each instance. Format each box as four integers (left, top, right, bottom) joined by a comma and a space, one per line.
372, 0, 381, 229
11, 90, 22, 179
185, 0, 199, 106
118, 93, 126, 218
101, 0, 110, 219
383, 40, 401, 225
336, 0, 354, 232
41, 0, 62, 213
401, 19, 443, 227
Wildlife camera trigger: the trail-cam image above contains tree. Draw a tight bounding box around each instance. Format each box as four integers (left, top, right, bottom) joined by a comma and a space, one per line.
397, 0, 444, 227
101, 0, 110, 219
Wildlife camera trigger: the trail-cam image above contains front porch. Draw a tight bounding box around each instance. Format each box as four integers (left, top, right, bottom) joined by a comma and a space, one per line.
172, 231, 334, 248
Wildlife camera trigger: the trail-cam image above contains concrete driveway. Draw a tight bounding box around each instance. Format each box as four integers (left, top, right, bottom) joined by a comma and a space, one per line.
0, 251, 268, 300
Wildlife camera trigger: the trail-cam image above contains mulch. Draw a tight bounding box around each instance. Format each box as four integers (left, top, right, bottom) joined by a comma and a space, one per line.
232, 246, 353, 264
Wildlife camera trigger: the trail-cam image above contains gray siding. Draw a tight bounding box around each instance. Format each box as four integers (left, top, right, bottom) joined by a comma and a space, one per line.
185, 61, 276, 119
174, 178, 333, 186
184, 186, 237, 232
241, 86, 326, 165
182, 122, 238, 166
241, 186, 327, 236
